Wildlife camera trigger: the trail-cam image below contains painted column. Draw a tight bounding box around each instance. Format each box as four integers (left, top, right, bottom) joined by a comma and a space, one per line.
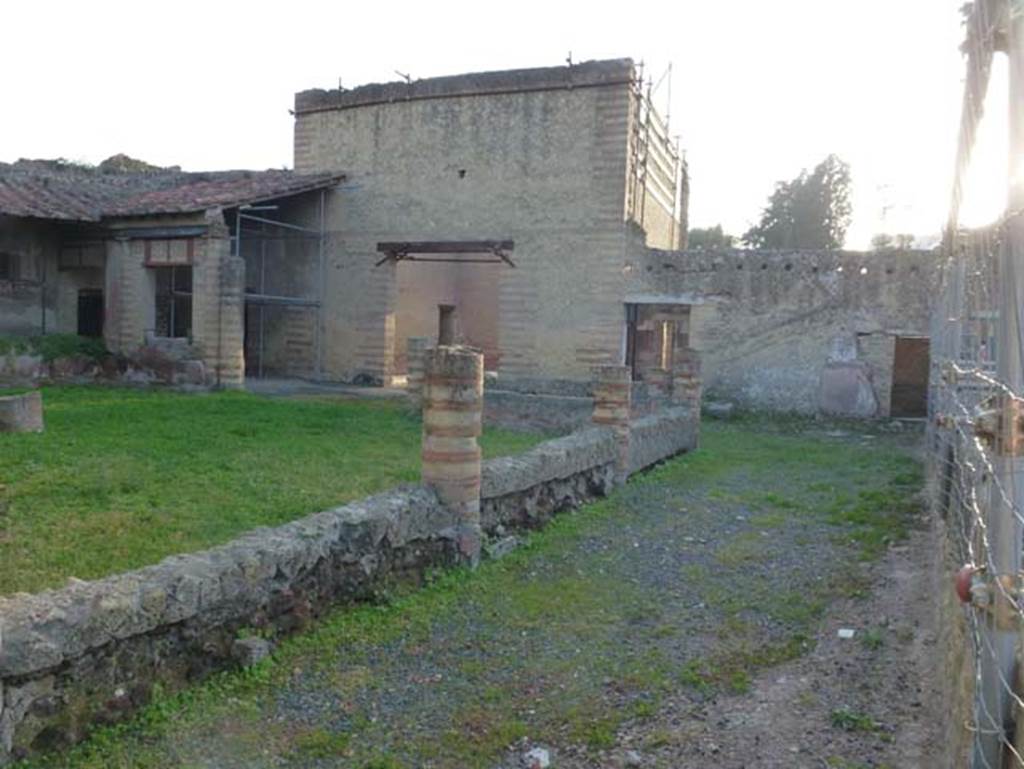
592, 364, 632, 484
406, 337, 429, 408
422, 345, 484, 564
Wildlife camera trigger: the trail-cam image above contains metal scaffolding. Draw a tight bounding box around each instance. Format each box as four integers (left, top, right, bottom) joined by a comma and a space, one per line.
233, 189, 326, 380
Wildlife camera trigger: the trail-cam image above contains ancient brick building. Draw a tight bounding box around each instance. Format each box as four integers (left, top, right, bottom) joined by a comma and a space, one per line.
0, 160, 340, 386
0, 58, 937, 417
292, 58, 687, 385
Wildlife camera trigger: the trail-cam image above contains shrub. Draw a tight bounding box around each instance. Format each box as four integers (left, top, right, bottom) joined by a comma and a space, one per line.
0, 334, 108, 362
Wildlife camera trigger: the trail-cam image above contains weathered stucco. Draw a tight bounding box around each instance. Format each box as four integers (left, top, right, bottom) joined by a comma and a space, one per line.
626, 245, 940, 416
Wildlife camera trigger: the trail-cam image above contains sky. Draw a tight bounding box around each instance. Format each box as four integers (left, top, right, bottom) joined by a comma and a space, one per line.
0, 0, 1006, 249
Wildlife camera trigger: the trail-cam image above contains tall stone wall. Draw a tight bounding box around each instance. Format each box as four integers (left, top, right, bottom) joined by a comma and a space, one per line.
626, 245, 941, 415
293, 60, 639, 385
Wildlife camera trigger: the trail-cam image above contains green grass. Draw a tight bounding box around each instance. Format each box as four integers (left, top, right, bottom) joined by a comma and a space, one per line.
830, 707, 884, 734
0, 386, 542, 595
13, 416, 923, 769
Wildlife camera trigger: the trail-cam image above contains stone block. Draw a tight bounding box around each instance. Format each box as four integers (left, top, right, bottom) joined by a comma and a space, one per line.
0, 391, 43, 433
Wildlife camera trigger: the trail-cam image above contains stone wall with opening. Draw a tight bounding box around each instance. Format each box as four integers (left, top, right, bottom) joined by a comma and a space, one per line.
626, 244, 941, 416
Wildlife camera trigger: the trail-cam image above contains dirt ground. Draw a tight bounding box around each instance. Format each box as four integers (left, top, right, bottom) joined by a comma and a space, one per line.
552, 517, 942, 769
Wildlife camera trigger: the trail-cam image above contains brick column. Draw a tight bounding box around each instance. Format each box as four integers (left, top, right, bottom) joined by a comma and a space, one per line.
406, 337, 429, 408
672, 350, 703, 422
422, 346, 484, 564
193, 215, 244, 389
645, 367, 671, 401
592, 365, 632, 484
216, 254, 246, 389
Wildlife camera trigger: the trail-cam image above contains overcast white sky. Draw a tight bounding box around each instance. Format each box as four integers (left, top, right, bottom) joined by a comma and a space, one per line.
0, 0, 1006, 248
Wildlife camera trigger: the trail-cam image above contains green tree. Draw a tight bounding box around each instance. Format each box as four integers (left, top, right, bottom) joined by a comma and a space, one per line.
871, 233, 894, 251
742, 155, 852, 250
871, 233, 916, 252
687, 225, 735, 250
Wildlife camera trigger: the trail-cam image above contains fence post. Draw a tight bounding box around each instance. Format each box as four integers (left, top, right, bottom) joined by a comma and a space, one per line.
422, 345, 484, 565
406, 337, 429, 409
592, 365, 632, 484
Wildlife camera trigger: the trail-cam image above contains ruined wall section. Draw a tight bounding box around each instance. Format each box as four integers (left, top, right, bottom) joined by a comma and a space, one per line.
0, 216, 59, 335
626, 247, 940, 414
294, 60, 636, 384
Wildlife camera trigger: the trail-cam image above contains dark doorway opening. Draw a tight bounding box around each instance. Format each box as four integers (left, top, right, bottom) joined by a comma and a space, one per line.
77, 289, 104, 338
624, 303, 691, 381
890, 336, 930, 418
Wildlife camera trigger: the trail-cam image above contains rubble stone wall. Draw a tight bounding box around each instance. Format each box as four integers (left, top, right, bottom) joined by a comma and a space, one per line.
0, 405, 697, 764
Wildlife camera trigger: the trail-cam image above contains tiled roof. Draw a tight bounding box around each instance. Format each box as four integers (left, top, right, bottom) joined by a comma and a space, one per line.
0, 161, 344, 222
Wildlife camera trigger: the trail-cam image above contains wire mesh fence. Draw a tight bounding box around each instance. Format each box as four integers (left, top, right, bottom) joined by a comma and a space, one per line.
931, 2, 1024, 766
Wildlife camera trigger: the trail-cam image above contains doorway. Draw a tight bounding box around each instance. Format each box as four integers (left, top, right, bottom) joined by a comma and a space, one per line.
77, 289, 103, 338
890, 336, 930, 418
624, 303, 691, 380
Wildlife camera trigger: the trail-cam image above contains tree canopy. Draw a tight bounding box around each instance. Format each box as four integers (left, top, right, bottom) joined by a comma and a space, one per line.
742, 155, 852, 250
686, 225, 735, 250
870, 233, 916, 251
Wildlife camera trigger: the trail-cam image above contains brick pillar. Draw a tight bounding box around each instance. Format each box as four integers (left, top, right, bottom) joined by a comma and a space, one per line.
406, 337, 429, 408
216, 254, 246, 389
422, 346, 484, 564
646, 367, 671, 401
194, 216, 244, 389
672, 350, 703, 423
592, 365, 632, 484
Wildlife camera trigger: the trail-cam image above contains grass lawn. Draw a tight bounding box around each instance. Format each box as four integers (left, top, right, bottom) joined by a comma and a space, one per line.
22, 416, 924, 769
0, 386, 543, 596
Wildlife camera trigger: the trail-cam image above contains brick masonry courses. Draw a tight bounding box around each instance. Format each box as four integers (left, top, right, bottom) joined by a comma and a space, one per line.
0, 390, 698, 765
293, 59, 683, 386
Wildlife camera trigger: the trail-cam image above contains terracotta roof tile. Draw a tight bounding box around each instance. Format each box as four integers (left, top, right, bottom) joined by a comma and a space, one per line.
0, 163, 343, 222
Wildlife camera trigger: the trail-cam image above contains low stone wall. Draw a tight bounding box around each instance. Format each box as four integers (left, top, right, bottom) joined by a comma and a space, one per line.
481, 427, 618, 531
482, 384, 674, 434
0, 350, 209, 389
628, 407, 698, 475
0, 487, 461, 763
0, 404, 698, 764
484, 390, 593, 434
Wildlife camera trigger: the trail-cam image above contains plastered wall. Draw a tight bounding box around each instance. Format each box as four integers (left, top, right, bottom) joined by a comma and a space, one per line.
627, 246, 941, 415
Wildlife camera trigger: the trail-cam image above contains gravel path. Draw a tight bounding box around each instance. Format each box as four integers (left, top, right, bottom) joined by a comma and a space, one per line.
39, 419, 936, 769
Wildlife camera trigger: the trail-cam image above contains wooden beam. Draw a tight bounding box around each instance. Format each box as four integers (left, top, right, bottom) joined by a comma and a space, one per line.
376, 240, 514, 254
